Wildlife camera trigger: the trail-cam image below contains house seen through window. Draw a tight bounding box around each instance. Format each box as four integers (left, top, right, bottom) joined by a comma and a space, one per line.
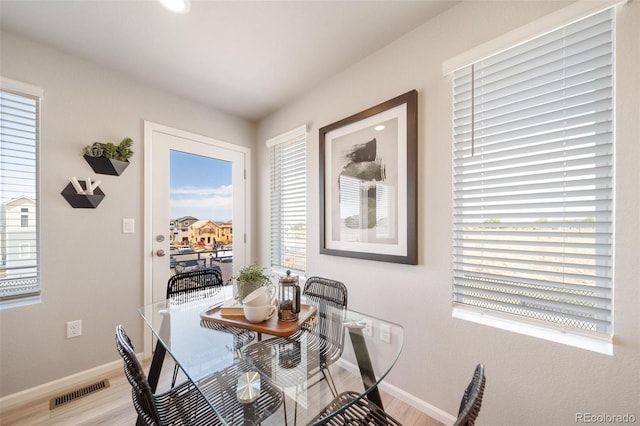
0, 78, 41, 305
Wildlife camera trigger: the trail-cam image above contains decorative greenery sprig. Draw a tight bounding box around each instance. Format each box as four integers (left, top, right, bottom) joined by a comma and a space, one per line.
101, 142, 118, 159
234, 264, 271, 286
84, 137, 134, 161
116, 137, 134, 160
233, 264, 272, 302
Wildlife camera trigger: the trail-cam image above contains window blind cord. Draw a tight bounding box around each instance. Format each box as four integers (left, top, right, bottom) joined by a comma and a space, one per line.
471, 63, 475, 157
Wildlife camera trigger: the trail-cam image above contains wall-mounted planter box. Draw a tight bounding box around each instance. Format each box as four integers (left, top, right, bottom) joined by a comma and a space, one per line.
61, 181, 105, 208
83, 154, 130, 176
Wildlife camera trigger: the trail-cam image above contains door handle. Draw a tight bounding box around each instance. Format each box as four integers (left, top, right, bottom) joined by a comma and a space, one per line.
156, 249, 166, 257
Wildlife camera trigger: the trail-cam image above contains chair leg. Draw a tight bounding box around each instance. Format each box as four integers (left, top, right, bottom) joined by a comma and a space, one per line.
171, 364, 180, 388
281, 393, 289, 426
290, 372, 337, 426
321, 367, 339, 397
306, 367, 338, 398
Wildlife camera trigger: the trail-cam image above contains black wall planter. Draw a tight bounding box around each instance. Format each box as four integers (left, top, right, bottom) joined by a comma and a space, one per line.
84, 154, 130, 176
61, 181, 105, 208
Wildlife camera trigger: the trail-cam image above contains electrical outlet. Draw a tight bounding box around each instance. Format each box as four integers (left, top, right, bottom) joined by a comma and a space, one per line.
379, 323, 391, 344
66, 320, 82, 338
362, 319, 373, 337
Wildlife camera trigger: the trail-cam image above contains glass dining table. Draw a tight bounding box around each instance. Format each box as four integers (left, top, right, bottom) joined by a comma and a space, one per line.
138, 288, 404, 425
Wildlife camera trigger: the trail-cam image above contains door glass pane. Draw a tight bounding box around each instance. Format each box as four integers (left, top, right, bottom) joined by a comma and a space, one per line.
169, 150, 233, 283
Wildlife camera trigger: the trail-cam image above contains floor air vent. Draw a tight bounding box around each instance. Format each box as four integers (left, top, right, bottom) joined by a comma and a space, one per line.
49, 379, 110, 409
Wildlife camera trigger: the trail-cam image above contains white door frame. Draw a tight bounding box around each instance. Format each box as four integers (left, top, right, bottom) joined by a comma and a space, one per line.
142, 121, 251, 357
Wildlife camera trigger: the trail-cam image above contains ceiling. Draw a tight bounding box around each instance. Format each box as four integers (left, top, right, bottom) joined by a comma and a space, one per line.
0, 1, 459, 121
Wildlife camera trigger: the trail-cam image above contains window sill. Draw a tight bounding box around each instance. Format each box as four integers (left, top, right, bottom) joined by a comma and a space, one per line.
452, 306, 613, 355
0, 294, 41, 310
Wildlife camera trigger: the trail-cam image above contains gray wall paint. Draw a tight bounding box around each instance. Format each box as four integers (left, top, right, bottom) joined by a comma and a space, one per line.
256, 1, 640, 425
0, 31, 255, 396
1, 1, 639, 424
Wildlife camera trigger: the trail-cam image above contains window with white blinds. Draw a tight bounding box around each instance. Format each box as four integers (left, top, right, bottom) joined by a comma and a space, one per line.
0, 79, 41, 303
452, 9, 614, 336
269, 126, 307, 272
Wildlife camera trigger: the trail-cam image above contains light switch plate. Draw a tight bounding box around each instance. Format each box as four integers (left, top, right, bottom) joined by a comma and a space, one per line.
362, 319, 373, 337
379, 323, 391, 343
122, 218, 135, 233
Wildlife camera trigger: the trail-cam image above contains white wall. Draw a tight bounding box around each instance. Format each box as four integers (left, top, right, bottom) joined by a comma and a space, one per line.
0, 31, 255, 397
256, 1, 640, 424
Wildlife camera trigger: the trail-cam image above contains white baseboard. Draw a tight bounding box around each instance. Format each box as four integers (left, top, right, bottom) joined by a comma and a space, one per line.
335, 359, 457, 426
0, 359, 123, 413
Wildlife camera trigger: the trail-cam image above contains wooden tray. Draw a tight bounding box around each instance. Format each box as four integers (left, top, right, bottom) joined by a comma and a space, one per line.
200, 304, 317, 337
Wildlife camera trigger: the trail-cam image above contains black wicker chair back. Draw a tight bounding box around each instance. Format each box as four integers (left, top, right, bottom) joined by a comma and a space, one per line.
454, 363, 486, 426
116, 325, 283, 425
166, 268, 224, 304
115, 325, 163, 425
301, 276, 348, 370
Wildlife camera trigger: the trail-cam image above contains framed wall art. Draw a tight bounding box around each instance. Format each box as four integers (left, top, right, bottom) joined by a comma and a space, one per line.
319, 90, 418, 264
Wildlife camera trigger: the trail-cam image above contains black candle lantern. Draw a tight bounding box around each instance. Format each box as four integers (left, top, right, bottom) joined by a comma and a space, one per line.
278, 270, 300, 322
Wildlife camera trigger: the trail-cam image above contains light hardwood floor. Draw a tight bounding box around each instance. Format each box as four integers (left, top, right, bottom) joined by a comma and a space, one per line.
1, 355, 445, 426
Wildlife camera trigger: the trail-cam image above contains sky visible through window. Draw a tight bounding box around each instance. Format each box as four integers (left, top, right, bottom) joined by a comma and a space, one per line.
169, 150, 232, 221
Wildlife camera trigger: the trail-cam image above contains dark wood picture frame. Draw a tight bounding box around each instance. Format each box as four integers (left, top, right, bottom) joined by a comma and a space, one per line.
319, 90, 418, 264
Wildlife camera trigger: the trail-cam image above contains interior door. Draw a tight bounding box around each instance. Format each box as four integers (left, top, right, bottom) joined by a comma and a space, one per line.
143, 122, 250, 353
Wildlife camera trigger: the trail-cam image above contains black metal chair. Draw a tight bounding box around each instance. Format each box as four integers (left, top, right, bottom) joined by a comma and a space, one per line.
454, 363, 486, 426
115, 324, 220, 425
167, 269, 255, 386
310, 363, 486, 426
166, 268, 225, 304
241, 276, 348, 423
116, 325, 283, 426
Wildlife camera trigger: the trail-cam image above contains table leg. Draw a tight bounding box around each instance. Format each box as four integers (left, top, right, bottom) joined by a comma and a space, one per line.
347, 327, 383, 409
242, 403, 257, 425
147, 339, 166, 393
148, 304, 173, 393
136, 339, 166, 425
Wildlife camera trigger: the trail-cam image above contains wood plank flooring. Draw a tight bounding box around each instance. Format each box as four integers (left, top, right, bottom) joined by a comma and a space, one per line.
1, 355, 444, 426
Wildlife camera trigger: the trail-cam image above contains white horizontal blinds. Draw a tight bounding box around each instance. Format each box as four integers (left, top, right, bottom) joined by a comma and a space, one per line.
452, 9, 613, 335
0, 89, 40, 300
270, 132, 306, 272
